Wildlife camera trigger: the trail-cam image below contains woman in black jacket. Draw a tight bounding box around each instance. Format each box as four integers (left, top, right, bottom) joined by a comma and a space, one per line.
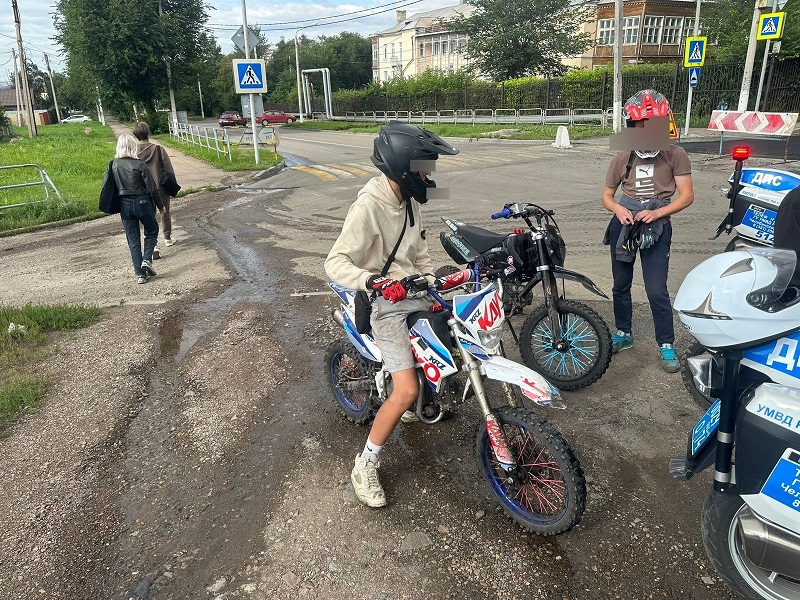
111, 133, 165, 284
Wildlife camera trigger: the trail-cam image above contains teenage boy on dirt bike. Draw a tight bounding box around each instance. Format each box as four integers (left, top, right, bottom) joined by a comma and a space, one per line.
324, 122, 458, 508
601, 89, 695, 373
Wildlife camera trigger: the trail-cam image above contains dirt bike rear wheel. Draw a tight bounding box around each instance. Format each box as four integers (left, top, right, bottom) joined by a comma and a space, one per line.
475, 406, 585, 535
519, 300, 611, 391
701, 488, 800, 599
325, 338, 376, 424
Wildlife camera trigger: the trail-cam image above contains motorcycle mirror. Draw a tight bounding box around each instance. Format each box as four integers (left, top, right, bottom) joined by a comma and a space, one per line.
732, 145, 751, 161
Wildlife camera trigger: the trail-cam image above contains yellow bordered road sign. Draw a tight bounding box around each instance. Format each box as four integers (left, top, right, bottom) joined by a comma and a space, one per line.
757, 12, 785, 40
684, 37, 707, 67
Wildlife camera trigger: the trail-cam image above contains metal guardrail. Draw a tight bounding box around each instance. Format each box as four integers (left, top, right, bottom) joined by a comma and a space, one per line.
169, 121, 232, 161
342, 108, 609, 127
0, 164, 63, 210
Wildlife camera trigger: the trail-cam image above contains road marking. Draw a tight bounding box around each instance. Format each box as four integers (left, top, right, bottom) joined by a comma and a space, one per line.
280, 136, 370, 150
292, 165, 337, 181
328, 163, 371, 177
437, 156, 471, 167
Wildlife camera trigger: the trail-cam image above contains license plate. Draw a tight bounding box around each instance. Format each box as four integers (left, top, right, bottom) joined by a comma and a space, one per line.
691, 399, 721, 456
741, 205, 776, 244
760, 449, 800, 513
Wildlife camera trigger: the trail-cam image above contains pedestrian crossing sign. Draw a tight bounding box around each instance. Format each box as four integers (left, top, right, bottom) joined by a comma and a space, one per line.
684, 37, 707, 67
232, 59, 267, 94
757, 12, 785, 40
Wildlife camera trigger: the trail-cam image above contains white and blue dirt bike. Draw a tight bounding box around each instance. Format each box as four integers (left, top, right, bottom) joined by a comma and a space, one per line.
672, 248, 800, 600
683, 146, 800, 405
325, 269, 586, 535
436, 203, 611, 391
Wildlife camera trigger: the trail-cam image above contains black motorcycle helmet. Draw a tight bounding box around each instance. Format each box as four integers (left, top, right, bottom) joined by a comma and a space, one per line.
371, 121, 459, 203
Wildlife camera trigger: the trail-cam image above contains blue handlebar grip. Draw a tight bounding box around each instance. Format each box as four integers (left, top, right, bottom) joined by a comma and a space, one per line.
491, 208, 512, 220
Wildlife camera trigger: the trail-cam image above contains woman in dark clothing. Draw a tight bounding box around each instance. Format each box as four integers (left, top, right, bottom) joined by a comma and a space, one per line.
108, 133, 165, 284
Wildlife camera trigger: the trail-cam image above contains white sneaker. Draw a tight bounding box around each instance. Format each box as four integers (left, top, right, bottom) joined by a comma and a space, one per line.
400, 410, 419, 424
152, 245, 160, 260
351, 453, 387, 507
164, 238, 175, 247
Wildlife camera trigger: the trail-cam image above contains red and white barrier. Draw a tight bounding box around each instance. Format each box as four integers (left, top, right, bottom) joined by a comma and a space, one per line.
707, 110, 798, 136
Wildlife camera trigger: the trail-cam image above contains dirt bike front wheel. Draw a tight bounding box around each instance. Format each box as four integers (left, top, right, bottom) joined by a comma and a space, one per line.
325, 338, 376, 425
475, 406, 586, 535
519, 300, 611, 391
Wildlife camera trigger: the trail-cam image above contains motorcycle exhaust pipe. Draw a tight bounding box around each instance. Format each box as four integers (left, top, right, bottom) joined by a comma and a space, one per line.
332, 308, 344, 327
738, 507, 800, 581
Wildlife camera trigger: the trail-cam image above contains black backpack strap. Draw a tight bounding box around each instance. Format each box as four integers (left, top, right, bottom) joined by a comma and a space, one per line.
380, 201, 410, 277
622, 150, 636, 183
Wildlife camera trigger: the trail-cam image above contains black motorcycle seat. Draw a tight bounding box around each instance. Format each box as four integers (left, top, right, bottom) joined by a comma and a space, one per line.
406, 310, 454, 353
457, 225, 509, 254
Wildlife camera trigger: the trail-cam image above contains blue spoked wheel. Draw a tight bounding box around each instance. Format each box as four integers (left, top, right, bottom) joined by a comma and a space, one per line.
519, 300, 611, 391
325, 338, 376, 424
476, 406, 586, 535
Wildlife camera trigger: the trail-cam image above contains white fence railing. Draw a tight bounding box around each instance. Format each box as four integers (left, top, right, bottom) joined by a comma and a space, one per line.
0, 164, 63, 211
342, 108, 610, 127
169, 121, 232, 161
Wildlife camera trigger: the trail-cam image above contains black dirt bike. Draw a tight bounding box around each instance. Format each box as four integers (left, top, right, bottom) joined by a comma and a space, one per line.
437, 202, 612, 391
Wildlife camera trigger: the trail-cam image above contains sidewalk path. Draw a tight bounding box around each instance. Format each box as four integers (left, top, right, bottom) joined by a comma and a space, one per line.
105, 117, 230, 190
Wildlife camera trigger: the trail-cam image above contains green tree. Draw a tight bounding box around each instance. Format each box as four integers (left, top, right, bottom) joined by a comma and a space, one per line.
701, 0, 760, 61
444, 0, 594, 79
53, 0, 209, 116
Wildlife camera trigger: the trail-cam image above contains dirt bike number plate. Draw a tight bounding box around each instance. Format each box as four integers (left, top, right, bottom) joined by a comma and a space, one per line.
760, 448, 800, 513
691, 399, 721, 456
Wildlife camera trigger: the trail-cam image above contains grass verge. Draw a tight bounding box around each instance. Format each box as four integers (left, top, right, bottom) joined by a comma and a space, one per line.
0, 303, 102, 430
156, 133, 282, 172
0, 124, 117, 232
283, 120, 608, 140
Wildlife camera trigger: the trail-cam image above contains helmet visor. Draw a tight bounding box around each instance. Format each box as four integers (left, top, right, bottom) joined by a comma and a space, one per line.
742, 248, 797, 309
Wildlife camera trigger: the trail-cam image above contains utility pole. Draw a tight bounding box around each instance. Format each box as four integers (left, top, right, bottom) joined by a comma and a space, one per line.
738, 0, 763, 111
755, 0, 779, 110
96, 86, 105, 125
12, 0, 36, 137
612, 0, 623, 133
44, 54, 62, 123
198, 76, 205, 119
683, 0, 702, 136
11, 48, 23, 127
159, 0, 178, 124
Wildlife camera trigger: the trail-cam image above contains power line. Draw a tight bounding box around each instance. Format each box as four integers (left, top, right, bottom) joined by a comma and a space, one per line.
205, 0, 425, 32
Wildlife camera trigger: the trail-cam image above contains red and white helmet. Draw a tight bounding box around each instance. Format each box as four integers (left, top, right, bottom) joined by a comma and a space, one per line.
624, 89, 671, 124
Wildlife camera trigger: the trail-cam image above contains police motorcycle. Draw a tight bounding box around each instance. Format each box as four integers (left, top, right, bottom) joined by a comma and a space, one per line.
436, 203, 611, 391
671, 247, 800, 600
325, 267, 586, 535
683, 146, 800, 406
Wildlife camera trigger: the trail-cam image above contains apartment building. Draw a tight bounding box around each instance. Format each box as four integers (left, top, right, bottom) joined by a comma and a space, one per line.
371, 3, 476, 82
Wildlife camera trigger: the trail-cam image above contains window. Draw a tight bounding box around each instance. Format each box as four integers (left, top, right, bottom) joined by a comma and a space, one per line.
623, 16, 640, 45
450, 40, 457, 54
383, 44, 387, 59
419, 43, 425, 57
642, 16, 662, 44
384, 70, 388, 81
372, 44, 378, 60
399, 42, 402, 61
433, 42, 439, 55
390, 43, 395, 60
662, 17, 682, 44
597, 19, 615, 46
373, 70, 379, 81
685, 17, 699, 38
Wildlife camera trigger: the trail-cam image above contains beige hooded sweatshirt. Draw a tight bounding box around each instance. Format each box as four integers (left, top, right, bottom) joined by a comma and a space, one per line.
325, 174, 433, 290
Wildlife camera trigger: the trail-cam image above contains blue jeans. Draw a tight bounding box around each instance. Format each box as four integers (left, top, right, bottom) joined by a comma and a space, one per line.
120, 195, 159, 276
608, 217, 674, 345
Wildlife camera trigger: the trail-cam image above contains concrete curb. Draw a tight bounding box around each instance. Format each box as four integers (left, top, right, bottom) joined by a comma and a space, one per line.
251, 161, 286, 181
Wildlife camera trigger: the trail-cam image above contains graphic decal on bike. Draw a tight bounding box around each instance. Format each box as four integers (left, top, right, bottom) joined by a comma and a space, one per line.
745, 384, 800, 433
409, 320, 457, 390
485, 414, 514, 468
738, 204, 776, 244
758, 447, 800, 516
742, 330, 800, 386
728, 168, 800, 207
454, 286, 503, 329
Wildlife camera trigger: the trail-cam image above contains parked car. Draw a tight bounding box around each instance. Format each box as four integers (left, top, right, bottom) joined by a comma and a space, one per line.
255, 110, 296, 125
218, 111, 248, 127
62, 114, 91, 123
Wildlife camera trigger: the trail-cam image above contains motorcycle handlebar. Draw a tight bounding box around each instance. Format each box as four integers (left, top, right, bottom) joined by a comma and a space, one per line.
491, 207, 512, 220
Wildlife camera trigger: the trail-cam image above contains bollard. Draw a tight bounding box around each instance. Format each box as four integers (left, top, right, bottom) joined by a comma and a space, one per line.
551, 125, 573, 149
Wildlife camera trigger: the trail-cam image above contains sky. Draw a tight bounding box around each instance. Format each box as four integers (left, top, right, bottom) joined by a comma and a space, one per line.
0, 0, 460, 83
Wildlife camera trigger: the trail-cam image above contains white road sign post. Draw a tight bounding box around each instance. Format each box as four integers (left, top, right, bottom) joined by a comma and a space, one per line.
238, 0, 261, 164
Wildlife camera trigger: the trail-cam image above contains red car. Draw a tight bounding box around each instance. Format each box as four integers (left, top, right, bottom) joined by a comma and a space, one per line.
218, 111, 248, 127
255, 110, 296, 125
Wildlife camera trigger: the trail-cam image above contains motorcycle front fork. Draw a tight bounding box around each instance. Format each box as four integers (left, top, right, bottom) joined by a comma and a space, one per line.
460, 344, 521, 476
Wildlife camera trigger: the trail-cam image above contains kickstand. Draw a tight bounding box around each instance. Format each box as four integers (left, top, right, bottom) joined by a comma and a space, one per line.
505, 319, 519, 345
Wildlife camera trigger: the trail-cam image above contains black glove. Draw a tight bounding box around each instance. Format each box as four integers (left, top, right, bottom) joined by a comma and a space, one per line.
366, 275, 407, 303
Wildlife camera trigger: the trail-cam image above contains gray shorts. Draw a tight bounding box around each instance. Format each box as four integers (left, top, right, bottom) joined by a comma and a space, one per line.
371, 296, 432, 373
